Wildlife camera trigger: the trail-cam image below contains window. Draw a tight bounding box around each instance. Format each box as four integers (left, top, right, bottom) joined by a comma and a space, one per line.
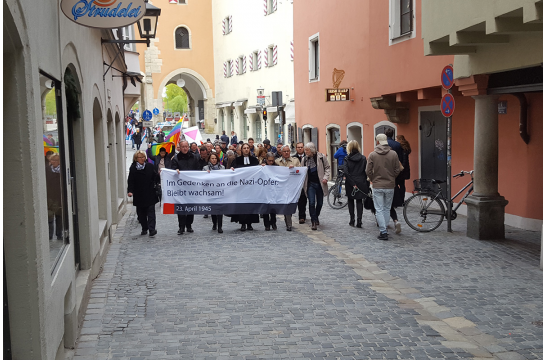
267, 47, 273, 67
175, 27, 190, 49
389, 0, 415, 44
238, 56, 243, 75
400, 0, 413, 35
267, 0, 276, 14
252, 51, 258, 71
178, 0, 186, 3
121, 26, 135, 52
223, 15, 232, 35
309, 34, 319, 81
227, 60, 232, 77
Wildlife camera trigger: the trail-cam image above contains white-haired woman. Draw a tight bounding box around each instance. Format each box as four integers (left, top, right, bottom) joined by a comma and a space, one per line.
127, 150, 159, 237
343, 140, 369, 228
302, 142, 330, 230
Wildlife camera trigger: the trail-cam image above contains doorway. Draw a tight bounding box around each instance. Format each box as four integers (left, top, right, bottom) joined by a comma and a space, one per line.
420, 111, 447, 197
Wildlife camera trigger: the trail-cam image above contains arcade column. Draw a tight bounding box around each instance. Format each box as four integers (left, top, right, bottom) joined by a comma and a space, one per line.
465, 94, 508, 239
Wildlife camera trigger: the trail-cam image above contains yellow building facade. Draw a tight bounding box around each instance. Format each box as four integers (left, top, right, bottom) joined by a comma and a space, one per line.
136, 0, 216, 131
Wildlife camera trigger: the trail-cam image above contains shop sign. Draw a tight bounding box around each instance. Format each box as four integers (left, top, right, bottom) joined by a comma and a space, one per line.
325, 88, 350, 102
61, 0, 146, 29
498, 101, 507, 114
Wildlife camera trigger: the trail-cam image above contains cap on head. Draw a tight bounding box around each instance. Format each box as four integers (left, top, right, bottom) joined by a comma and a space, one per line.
263, 139, 271, 145
376, 134, 388, 146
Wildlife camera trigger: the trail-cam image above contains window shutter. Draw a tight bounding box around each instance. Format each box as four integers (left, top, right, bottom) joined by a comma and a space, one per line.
264, 48, 269, 67
263, 0, 267, 15
258, 51, 262, 69
222, 19, 226, 35
229, 15, 233, 33
223, 61, 227, 78
290, 41, 294, 61
273, 45, 278, 65
243, 56, 247, 73
273, 0, 277, 12
249, 53, 253, 71
235, 58, 239, 75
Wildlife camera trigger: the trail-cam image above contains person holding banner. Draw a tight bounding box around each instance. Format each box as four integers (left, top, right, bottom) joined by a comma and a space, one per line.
203, 153, 225, 233
172, 140, 200, 235
147, 144, 173, 174
293, 142, 307, 224
302, 142, 331, 231
275, 145, 301, 231
127, 151, 159, 237
261, 152, 279, 231
230, 143, 260, 231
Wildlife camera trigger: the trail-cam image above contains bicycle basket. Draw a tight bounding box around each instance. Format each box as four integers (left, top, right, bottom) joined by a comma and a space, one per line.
413, 179, 437, 192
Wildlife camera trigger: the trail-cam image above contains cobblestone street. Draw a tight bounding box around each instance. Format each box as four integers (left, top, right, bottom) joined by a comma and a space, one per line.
73, 200, 542, 360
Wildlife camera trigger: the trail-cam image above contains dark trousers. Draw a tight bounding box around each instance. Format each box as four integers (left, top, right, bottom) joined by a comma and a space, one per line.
177, 214, 194, 230
137, 205, 156, 232
48, 206, 63, 239
348, 198, 363, 222
307, 182, 324, 222
263, 213, 277, 226
297, 189, 307, 220
136, 143, 141, 150
212, 215, 223, 228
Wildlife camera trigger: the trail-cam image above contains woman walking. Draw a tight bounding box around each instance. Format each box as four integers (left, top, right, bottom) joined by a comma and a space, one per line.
231, 143, 260, 231
343, 141, 369, 228
302, 142, 330, 230
127, 150, 159, 237
203, 153, 225, 233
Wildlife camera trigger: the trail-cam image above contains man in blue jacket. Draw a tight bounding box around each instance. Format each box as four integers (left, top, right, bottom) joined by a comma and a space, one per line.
220, 130, 229, 145
334, 140, 348, 194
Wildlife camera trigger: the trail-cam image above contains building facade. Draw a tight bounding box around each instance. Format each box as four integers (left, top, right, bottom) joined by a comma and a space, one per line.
293, 0, 542, 234
4, 0, 142, 358
212, 0, 295, 144
136, 0, 216, 131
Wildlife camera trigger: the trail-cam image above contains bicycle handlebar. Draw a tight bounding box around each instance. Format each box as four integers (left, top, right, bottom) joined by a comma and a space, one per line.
453, 170, 474, 178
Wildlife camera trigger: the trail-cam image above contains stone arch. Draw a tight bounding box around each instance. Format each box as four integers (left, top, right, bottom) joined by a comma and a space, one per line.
62, 43, 84, 91
326, 123, 342, 176
346, 121, 364, 151
157, 68, 212, 100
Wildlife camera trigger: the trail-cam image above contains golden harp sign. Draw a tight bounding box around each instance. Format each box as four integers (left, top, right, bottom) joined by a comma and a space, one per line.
326, 68, 349, 102
332, 68, 345, 89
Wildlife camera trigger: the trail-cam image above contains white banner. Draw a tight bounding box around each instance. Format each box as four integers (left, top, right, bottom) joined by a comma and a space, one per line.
161, 166, 308, 215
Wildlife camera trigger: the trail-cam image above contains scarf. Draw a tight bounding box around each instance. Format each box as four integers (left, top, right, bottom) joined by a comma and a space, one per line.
51, 165, 61, 173
136, 162, 145, 170
208, 162, 222, 170
306, 155, 317, 170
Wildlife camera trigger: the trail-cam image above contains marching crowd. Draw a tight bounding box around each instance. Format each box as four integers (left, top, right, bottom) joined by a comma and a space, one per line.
127, 128, 411, 241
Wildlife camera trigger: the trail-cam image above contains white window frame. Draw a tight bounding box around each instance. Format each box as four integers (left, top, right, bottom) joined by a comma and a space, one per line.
389, 0, 416, 46
267, 0, 275, 14
121, 25, 135, 52
227, 60, 232, 77
225, 16, 231, 34
252, 51, 258, 71
238, 56, 243, 75
267, 46, 274, 68
309, 33, 319, 82
174, 25, 191, 50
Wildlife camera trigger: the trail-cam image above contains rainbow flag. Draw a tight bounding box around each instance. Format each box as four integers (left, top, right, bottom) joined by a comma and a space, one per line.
43, 134, 55, 146
44, 145, 59, 156
149, 142, 175, 157
165, 119, 183, 145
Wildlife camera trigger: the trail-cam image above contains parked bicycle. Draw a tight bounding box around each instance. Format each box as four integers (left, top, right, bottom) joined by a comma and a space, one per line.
327, 169, 348, 209
402, 170, 474, 232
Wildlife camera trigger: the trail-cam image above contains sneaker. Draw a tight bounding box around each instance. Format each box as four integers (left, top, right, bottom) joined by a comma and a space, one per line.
141, 230, 148, 235
177, 229, 184, 235
149, 230, 157, 237
395, 222, 401, 234
377, 233, 388, 241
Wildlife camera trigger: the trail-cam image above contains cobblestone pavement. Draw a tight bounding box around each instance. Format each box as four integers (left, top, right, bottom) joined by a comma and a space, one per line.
73, 197, 542, 360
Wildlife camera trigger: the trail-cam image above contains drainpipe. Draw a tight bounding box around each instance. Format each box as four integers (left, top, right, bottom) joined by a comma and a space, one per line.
512, 93, 529, 144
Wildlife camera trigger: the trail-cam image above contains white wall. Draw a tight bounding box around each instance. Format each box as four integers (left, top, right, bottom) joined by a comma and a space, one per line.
212, 0, 294, 141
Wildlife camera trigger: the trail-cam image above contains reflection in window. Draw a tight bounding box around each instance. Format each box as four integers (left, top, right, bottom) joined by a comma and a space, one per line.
41, 73, 68, 270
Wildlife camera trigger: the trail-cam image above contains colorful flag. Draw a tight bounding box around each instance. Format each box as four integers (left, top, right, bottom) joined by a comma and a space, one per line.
165, 119, 183, 145
44, 145, 59, 156
43, 134, 55, 146
149, 142, 175, 157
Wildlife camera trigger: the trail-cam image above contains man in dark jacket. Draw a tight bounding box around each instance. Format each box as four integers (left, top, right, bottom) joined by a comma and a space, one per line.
366, 134, 401, 241
196, 145, 210, 170
157, 129, 166, 143
292, 142, 307, 223
230, 131, 238, 146
171, 140, 200, 235
220, 130, 229, 144
385, 128, 404, 234
385, 128, 402, 162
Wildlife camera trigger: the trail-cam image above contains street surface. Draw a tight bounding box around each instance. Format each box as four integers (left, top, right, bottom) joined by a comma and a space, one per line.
74, 142, 542, 360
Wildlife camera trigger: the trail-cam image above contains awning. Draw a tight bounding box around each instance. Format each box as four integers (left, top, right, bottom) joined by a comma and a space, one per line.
266, 106, 278, 113
233, 98, 248, 107
215, 102, 233, 108
244, 105, 262, 114
274, 101, 295, 124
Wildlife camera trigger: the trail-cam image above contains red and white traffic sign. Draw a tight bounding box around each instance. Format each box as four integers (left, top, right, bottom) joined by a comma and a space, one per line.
441, 93, 455, 117
441, 65, 454, 90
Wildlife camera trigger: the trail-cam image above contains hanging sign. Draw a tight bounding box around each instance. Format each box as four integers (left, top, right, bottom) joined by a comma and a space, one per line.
325, 88, 350, 102
61, 0, 146, 29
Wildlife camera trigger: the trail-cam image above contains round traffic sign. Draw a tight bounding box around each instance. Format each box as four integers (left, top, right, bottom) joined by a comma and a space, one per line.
441, 65, 454, 90
142, 110, 153, 121
441, 93, 455, 117
153, 108, 160, 115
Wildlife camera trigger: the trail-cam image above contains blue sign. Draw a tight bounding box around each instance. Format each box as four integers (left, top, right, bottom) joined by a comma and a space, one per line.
60, 0, 146, 29
153, 108, 160, 115
441, 65, 454, 90
142, 110, 153, 121
441, 94, 455, 117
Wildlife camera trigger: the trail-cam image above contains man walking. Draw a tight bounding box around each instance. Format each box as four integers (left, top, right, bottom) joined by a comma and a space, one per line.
275, 145, 301, 231
385, 128, 404, 234
157, 128, 166, 143
292, 142, 307, 223
220, 130, 229, 145
230, 131, 238, 146
366, 134, 401, 241
171, 140, 200, 235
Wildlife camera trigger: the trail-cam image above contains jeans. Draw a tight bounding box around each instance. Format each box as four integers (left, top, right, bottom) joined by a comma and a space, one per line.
136, 205, 156, 232
337, 168, 343, 194
307, 182, 324, 222
373, 188, 395, 234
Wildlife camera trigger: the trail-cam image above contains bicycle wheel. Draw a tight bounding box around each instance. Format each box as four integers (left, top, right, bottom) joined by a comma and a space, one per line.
327, 182, 348, 209
403, 193, 445, 232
